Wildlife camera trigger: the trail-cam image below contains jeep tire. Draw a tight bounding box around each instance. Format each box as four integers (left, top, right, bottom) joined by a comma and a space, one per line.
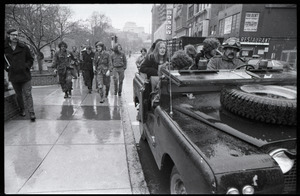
220, 85, 297, 125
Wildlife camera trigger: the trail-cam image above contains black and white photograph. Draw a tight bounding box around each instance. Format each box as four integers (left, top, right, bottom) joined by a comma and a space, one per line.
4, 3, 297, 194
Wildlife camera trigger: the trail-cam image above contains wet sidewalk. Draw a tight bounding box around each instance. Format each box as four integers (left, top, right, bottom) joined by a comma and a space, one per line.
4, 73, 149, 194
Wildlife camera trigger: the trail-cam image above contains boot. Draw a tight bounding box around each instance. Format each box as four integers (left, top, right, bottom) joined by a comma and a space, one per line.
30, 112, 36, 121
64, 91, 69, 98
68, 90, 72, 96
20, 109, 26, 116
99, 89, 105, 103
105, 85, 110, 97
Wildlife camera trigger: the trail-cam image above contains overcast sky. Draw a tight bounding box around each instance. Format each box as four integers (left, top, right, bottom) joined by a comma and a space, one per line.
64, 4, 153, 33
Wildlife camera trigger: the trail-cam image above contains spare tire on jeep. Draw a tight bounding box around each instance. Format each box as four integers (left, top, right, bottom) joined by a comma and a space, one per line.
220, 84, 297, 126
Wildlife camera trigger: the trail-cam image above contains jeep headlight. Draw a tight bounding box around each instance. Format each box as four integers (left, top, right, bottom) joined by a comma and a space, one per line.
269, 148, 295, 174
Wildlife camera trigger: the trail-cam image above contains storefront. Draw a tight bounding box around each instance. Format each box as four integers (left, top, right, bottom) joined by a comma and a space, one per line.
239, 36, 271, 60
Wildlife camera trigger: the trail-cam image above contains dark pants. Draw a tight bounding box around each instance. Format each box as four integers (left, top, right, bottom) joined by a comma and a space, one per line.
58, 68, 73, 92
11, 80, 34, 113
112, 67, 125, 94
83, 69, 94, 90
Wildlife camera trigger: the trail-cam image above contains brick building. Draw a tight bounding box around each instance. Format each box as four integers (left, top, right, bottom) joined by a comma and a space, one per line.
152, 4, 297, 67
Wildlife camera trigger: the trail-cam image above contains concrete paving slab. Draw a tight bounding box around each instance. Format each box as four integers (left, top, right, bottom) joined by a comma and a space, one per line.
13, 105, 78, 121
56, 120, 124, 144
73, 106, 121, 120
80, 93, 121, 106
33, 95, 83, 106
5, 145, 52, 194
18, 144, 130, 193
4, 120, 68, 145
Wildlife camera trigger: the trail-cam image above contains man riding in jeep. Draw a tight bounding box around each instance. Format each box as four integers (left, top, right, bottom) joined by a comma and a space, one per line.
207, 37, 245, 70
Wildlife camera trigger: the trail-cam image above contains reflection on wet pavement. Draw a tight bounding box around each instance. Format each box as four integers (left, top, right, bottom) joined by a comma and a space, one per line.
4, 76, 130, 194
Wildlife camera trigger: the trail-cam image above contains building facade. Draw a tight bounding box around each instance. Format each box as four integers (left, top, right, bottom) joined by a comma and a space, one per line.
151, 4, 297, 66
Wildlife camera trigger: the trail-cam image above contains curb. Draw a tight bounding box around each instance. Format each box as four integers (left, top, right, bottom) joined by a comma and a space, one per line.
121, 98, 149, 194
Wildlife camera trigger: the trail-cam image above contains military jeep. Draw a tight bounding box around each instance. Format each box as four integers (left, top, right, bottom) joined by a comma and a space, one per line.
133, 65, 297, 194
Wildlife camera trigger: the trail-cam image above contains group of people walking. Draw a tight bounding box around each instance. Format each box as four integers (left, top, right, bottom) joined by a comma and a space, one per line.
52, 41, 127, 103
4, 26, 243, 122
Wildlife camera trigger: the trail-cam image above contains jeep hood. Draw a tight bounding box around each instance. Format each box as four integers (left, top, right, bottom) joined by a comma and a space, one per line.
172, 92, 296, 148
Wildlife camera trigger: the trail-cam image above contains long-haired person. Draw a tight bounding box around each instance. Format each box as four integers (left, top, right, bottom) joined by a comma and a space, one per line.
139, 40, 169, 78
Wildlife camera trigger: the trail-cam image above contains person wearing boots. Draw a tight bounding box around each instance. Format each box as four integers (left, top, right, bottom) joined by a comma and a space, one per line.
52, 41, 75, 98
111, 43, 127, 96
4, 28, 36, 121
93, 42, 112, 103
81, 46, 95, 94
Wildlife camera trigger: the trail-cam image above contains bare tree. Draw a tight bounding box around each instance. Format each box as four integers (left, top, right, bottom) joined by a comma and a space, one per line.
5, 4, 77, 73
88, 11, 112, 47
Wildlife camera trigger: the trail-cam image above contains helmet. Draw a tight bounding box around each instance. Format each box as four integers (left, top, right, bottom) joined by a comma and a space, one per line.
222, 37, 241, 51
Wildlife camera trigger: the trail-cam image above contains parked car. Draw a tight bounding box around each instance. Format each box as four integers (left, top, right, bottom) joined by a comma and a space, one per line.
133, 65, 297, 194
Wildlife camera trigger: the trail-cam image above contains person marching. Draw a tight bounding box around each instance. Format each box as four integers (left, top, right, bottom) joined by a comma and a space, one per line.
52, 41, 76, 98
4, 28, 36, 121
93, 41, 113, 103
111, 43, 127, 96
81, 46, 95, 94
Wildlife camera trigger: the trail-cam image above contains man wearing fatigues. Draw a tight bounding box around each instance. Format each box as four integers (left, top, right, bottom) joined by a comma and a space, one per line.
111, 43, 127, 96
93, 42, 112, 103
52, 41, 75, 98
207, 37, 244, 70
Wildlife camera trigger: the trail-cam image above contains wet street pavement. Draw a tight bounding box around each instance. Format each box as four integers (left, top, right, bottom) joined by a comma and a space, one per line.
4, 55, 148, 194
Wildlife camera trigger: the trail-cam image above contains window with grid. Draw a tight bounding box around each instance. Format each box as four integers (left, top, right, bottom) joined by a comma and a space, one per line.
175, 18, 182, 30
188, 5, 194, 19
231, 13, 241, 33
235, 13, 241, 32
219, 19, 224, 36
195, 4, 199, 13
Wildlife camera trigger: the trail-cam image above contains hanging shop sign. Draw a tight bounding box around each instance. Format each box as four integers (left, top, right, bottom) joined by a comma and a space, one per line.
166, 8, 173, 35
244, 12, 260, 32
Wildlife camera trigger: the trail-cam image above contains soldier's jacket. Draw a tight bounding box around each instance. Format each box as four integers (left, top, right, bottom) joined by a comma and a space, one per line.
111, 51, 127, 69
207, 54, 244, 70
93, 51, 113, 74
52, 50, 75, 72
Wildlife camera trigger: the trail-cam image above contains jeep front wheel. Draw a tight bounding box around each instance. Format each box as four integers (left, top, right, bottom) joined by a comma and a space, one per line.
170, 166, 187, 194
